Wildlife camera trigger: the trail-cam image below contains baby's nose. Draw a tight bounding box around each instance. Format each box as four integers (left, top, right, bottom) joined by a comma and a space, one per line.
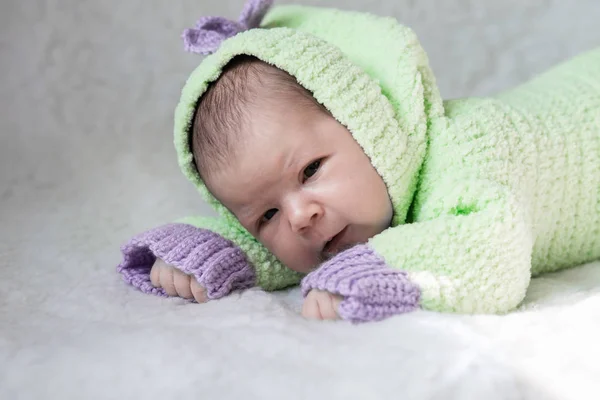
288, 202, 323, 233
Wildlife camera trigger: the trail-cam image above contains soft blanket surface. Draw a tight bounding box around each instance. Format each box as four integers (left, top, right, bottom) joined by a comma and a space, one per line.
1, 0, 599, 399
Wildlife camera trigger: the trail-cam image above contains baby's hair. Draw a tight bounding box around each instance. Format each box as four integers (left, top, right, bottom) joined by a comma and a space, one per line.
191, 55, 328, 180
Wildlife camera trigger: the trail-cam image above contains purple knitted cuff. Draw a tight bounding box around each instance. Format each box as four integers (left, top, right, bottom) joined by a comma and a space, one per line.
301, 244, 420, 323
117, 224, 256, 300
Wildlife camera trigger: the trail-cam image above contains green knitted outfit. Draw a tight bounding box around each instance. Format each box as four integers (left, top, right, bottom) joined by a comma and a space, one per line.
166, 4, 599, 313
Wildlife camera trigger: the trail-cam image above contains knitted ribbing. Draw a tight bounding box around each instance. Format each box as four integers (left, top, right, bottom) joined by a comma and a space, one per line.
301, 244, 420, 323
117, 224, 256, 299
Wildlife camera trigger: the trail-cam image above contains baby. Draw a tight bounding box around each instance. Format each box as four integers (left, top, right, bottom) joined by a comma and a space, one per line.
118, 0, 600, 323
150, 55, 396, 318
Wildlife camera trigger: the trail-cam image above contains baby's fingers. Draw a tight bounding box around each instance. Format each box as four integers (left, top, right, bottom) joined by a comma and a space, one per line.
159, 263, 177, 296
150, 258, 171, 288
331, 294, 342, 314
173, 269, 193, 299
302, 297, 321, 320
190, 278, 208, 303
150, 262, 161, 287
149, 257, 207, 302
317, 293, 339, 320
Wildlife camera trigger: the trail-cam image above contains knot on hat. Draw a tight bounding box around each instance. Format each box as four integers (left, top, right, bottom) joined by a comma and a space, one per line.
182, 0, 274, 55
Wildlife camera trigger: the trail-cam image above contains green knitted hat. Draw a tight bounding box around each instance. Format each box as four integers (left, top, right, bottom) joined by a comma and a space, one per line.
174, 2, 444, 290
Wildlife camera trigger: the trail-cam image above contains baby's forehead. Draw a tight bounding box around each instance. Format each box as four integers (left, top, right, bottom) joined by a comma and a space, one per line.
208, 124, 315, 199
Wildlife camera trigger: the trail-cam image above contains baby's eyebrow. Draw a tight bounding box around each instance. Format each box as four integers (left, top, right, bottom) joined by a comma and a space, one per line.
282, 147, 299, 172
235, 203, 261, 225
233, 146, 303, 227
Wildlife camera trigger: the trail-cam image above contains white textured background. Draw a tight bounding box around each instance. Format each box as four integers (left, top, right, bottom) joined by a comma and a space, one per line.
1, 1, 599, 399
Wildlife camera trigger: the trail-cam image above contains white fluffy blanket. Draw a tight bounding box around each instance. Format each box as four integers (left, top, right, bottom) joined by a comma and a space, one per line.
1, 1, 599, 399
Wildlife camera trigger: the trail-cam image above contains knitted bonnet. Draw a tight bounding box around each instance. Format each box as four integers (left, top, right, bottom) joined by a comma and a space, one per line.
174, 0, 445, 290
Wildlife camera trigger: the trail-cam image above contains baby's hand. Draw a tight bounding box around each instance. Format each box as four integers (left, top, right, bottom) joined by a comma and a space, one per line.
150, 258, 207, 303
301, 289, 343, 320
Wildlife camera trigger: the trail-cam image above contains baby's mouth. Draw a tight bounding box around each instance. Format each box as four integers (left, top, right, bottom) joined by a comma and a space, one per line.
322, 226, 349, 256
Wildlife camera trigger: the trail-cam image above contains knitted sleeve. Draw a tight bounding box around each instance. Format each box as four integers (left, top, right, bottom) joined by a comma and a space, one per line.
368, 177, 534, 314
178, 216, 303, 291
117, 223, 255, 300
117, 216, 302, 296
301, 244, 420, 323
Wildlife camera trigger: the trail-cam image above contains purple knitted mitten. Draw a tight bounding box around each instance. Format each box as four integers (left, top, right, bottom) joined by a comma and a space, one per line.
117, 224, 255, 300
301, 244, 420, 323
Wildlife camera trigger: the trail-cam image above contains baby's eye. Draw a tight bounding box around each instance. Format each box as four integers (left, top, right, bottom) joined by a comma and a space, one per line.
303, 160, 321, 180
261, 208, 278, 223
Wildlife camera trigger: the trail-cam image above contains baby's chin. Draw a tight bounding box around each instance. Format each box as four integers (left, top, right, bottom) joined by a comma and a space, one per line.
285, 242, 361, 273
282, 225, 385, 272
315, 225, 383, 264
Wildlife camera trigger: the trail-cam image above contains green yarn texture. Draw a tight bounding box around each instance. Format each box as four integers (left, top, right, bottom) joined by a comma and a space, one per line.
174, 5, 600, 312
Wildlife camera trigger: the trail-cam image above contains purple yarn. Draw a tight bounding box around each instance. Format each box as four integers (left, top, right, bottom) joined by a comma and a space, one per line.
182, 0, 274, 55
301, 244, 421, 323
117, 224, 256, 300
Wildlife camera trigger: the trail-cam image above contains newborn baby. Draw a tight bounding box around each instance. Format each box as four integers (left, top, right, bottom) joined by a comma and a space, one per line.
150, 56, 396, 318
118, 1, 600, 322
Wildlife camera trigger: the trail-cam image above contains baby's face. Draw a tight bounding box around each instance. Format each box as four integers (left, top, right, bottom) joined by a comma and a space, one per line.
206, 100, 393, 273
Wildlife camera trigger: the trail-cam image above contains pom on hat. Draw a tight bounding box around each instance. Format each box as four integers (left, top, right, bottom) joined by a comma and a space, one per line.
182, 0, 274, 55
